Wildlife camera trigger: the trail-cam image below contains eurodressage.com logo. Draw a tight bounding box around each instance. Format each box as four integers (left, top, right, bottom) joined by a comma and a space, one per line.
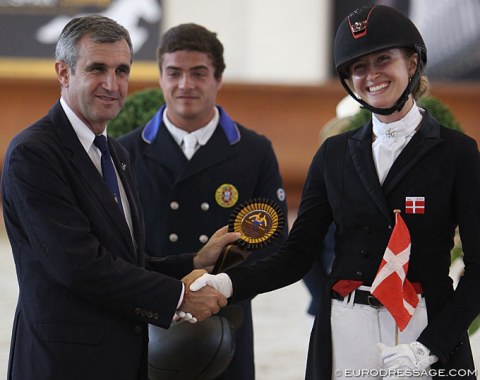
335, 368, 478, 377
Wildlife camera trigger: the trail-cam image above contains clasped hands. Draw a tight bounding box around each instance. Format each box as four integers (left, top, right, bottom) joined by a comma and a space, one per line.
174, 226, 238, 324
377, 341, 438, 379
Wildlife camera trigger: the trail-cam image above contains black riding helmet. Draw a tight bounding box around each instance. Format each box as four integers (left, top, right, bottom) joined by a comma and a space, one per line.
334, 5, 427, 115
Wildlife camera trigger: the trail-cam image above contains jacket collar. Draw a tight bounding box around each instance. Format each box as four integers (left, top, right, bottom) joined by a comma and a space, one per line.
348, 109, 442, 224
141, 104, 241, 145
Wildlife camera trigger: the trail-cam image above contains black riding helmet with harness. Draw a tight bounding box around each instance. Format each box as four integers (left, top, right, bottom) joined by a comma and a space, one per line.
334, 5, 427, 116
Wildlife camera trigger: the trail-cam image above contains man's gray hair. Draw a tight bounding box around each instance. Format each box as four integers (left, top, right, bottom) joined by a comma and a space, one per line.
55, 15, 133, 73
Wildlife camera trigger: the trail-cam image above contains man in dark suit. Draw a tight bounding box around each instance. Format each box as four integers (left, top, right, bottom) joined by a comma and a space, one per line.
119, 23, 288, 379
1, 16, 238, 380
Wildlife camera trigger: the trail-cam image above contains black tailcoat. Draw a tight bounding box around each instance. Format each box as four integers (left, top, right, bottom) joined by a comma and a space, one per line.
227, 110, 480, 379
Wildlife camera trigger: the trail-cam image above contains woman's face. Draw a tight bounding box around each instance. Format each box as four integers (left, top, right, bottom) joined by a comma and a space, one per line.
348, 48, 418, 121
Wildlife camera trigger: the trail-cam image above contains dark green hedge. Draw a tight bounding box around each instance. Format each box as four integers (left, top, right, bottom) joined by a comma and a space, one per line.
108, 88, 165, 138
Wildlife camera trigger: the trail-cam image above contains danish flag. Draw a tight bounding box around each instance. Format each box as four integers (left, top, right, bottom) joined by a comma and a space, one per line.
405, 196, 425, 214
370, 210, 418, 331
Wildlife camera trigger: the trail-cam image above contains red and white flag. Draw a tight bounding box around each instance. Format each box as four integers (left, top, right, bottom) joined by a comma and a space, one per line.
405, 196, 425, 214
370, 211, 418, 331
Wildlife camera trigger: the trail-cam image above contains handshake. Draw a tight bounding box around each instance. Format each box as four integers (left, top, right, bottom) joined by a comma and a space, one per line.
173, 226, 237, 323
174, 271, 233, 323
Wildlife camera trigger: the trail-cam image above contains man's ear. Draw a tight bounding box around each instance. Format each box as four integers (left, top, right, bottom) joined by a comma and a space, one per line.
55, 61, 69, 87
216, 75, 223, 90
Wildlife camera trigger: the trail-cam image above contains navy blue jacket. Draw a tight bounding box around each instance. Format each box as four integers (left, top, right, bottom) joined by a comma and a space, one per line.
2, 101, 195, 380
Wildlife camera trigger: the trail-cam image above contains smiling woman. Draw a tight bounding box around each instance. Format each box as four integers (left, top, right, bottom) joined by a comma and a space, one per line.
183, 5, 480, 380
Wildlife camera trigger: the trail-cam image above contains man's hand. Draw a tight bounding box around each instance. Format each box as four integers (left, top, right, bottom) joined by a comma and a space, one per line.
178, 285, 227, 322
172, 270, 209, 324
378, 341, 438, 379
193, 226, 240, 272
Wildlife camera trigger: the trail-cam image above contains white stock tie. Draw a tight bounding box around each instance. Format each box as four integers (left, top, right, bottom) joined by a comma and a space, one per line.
372, 104, 422, 184
182, 134, 198, 160
372, 129, 407, 184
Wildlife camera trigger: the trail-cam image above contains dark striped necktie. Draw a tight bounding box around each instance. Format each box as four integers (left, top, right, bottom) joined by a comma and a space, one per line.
93, 135, 124, 210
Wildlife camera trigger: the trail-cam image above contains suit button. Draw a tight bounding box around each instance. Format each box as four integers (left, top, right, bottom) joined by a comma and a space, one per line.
170, 201, 179, 210
199, 234, 208, 244
147, 311, 154, 318
169, 233, 178, 242
141, 309, 147, 317
133, 325, 143, 334
356, 271, 363, 279
361, 250, 368, 257
200, 202, 210, 211
135, 308, 141, 315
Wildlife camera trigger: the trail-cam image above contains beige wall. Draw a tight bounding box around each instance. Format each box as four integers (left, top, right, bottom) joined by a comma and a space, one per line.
1, 78, 479, 208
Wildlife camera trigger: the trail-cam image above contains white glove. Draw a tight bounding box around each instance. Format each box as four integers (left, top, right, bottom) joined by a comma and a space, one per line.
172, 310, 197, 324
189, 273, 233, 298
378, 341, 438, 379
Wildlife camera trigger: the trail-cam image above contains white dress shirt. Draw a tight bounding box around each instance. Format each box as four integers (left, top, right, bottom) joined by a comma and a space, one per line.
60, 98, 133, 235
163, 106, 219, 159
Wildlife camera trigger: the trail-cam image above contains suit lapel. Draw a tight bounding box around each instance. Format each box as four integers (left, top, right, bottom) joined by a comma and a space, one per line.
50, 102, 136, 256
109, 140, 142, 257
348, 124, 392, 223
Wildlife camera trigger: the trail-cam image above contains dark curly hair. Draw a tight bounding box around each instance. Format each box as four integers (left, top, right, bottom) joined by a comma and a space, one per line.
157, 23, 225, 79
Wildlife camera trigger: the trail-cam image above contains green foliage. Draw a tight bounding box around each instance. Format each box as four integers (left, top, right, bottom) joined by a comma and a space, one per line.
417, 96, 463, 132
469, 315, 480, 336
346, 95, 463, 133
450, 246, 463, 263
347, 107, 371, 131
108, 88, 165, 138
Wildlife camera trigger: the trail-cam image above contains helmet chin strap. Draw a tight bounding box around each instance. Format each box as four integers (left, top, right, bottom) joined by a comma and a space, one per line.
340, 55, 423, 116
340, 72, 419, 116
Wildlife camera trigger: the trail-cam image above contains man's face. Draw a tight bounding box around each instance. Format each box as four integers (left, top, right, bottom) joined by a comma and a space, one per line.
159, 50, 222, 132
56, 35, 131, 135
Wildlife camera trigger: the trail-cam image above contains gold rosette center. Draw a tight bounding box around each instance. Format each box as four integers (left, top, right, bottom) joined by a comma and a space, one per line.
228, 198, 284, 250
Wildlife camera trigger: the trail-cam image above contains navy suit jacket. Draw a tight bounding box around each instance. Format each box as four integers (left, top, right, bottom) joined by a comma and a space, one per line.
227, 110, 480, 379
1, 101, 195, 380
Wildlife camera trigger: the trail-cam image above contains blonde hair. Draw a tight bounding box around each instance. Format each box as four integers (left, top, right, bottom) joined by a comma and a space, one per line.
413, 75, 429, 100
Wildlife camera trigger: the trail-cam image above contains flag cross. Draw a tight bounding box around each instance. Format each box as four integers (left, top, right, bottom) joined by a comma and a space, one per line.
370, 210, 419, 331
405, 196, 425, 214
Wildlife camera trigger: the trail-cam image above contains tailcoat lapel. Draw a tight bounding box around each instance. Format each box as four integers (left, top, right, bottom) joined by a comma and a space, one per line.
348, 111, 443, 223
348, 123, 392, 223
382, 114, 442, 196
